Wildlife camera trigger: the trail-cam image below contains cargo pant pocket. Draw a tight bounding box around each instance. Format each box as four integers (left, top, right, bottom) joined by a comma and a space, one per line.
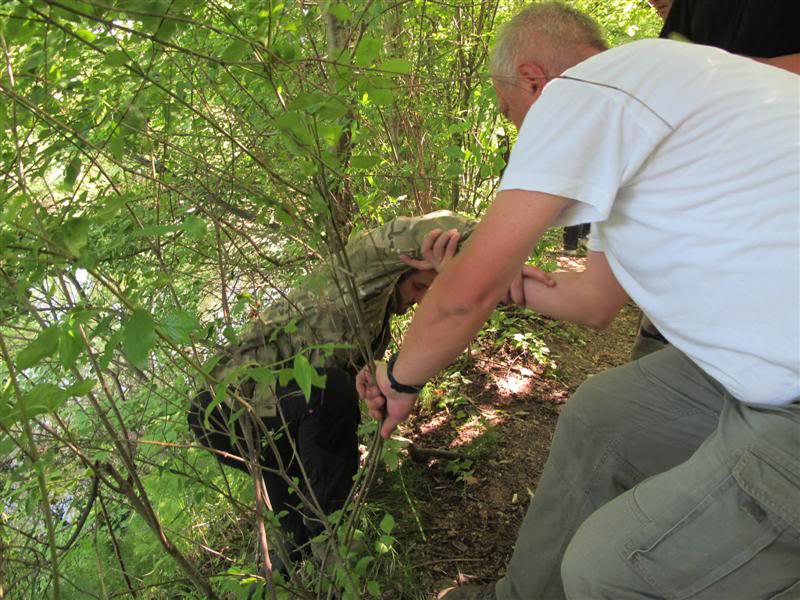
616, 447, 797, 600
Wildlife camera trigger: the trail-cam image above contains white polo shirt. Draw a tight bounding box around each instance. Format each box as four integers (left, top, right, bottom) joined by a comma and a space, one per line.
499, 39, 800, 405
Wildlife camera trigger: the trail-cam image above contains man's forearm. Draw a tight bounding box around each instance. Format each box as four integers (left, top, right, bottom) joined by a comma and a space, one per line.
389, 191, 572, 387
522, 251, 629, 330
522, 272, 613, 329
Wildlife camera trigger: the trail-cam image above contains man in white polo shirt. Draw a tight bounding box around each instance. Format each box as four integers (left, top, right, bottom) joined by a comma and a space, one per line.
357, 2, 800, 599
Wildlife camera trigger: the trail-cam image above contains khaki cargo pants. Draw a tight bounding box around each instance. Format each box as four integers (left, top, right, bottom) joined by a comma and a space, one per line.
496, 346, 800, 600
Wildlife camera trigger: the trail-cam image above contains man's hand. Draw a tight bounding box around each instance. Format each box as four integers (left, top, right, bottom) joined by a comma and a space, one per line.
501, 264, 556, 305
400, 228, 460, 273
356, 362, 418, 439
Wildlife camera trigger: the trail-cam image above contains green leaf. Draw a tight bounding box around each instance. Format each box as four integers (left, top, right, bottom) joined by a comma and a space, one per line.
378, 58, 411, 75
17, 326, 59, 370
311, 369, 326, 389
75, 28, 96, 43
292, 355, 315, 401
315, 99, 349, 121
121, 105, 146, 133
223, 326, 237, 344
64, 155, 81, 188
95, 194, 129, 222
99, 329, 123, 370
140, 0, 170, 33
272, 39, 298, 60
123, 310, 156, 369
1, 195, 27, 224
274, 112, 313, 146
374, 534, 394, 554
354, 555, 374, 576
362, 82, 394, 107
204, 385, 226, 431
278, 368, 294, 387
21, 50, 46, 72
21, 383, 68, 418
318, 122, 344, 148
0, 436, 15, 459
90, 314, 115, 339
0, 385, 10, 417
275, 207, 294, 227
58, 325, 83, 368
61, 216, 91, 257
161, 310, 200, 344
350, 154, 380, 170
445, 163, 463, 177
366, 580, 381, 597
181, 215, 207, 239
154, 17, 178, 42
443, 145, 464, 160
4, 4, 29, 42
381, 439, 401, 471
379, 513, 395, 534
52, 0, 92, 22
249, 367, 275, 387
109, 129, 125, 160
329, 4, 351, 21
492, 154, 506, 175
222, 39, 250, 62
288, 90, 326, 112
354, 37, 381, 67
65, 379, 96, 397
103, 50, 128, 67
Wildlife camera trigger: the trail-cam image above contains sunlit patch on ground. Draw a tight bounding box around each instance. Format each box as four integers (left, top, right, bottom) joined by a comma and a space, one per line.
448, 407, 503, 448
417, 411, 451, 436
494, 371, 535, 398
556, 254, 587, 271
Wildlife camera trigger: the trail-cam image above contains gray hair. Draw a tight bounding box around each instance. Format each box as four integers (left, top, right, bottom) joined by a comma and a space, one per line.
490, 2, 608, 86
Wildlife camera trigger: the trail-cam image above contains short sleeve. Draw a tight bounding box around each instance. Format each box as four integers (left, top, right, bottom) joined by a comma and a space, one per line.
498, 74, 672, 227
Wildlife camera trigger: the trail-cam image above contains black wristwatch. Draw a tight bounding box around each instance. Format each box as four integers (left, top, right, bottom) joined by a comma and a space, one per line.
386, 353, 425, 394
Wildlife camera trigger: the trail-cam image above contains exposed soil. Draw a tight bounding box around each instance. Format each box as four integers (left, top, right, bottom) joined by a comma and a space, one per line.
381, 252, 641, 599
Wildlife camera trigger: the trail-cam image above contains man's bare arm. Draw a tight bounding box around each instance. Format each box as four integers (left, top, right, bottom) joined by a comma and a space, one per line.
520, 251, 629, 330
390, 189, 571, 387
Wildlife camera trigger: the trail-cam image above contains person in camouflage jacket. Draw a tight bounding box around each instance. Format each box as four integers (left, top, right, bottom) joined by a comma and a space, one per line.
188, 210, 477, 566
208, 210, 477, 417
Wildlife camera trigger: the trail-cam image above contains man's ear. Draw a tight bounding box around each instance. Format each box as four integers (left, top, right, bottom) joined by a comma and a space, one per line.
517, 63, 547, 99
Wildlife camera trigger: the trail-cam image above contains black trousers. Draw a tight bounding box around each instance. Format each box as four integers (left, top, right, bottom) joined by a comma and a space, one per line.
563, 223, 590, 251
187, 368, 360, 554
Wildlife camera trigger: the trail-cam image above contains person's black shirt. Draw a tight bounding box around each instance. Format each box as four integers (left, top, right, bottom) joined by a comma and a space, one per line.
661, 0, 800, 57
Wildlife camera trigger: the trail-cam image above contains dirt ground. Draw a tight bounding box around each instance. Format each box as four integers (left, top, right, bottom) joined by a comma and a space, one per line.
384, 252, 641, 598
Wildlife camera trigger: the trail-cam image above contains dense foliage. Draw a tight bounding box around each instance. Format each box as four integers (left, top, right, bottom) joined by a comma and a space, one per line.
0, 1, 659, 598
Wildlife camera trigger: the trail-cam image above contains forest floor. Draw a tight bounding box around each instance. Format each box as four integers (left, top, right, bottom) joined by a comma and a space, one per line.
369, 251, 641, 599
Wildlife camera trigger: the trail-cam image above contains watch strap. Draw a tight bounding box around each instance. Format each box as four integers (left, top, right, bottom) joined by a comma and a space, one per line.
386, 353, 425, 394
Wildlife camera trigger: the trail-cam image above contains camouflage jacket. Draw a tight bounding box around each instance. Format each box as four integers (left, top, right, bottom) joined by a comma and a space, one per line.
208, 211, 476, 416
